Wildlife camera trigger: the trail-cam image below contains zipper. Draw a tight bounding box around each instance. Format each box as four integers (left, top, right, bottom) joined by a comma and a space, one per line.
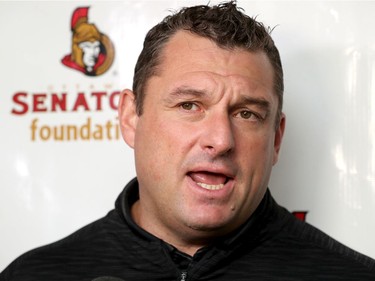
179, 271, 187, 281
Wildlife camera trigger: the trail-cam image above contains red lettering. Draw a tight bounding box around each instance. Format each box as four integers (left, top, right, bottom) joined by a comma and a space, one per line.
72, 93, 90, 111
91, 92, 106, 110
51, 93, 67, 112
11, 89, 122, 114
11, 92, 28, 115
33, 94, 47, 112
109, 91, 120, 110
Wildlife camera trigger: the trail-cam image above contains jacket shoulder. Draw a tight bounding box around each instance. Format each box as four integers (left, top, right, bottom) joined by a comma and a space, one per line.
0, 209, 126, 281
278, 208, 375, 274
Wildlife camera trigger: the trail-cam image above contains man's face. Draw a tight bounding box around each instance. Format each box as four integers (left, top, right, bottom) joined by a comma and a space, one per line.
119, 31, 285, 248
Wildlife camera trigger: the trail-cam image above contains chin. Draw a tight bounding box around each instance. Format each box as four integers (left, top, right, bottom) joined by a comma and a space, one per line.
184, 214, 235, 234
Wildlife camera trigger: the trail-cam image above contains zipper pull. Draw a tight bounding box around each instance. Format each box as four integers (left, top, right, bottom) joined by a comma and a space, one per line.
180, 271, 187, 281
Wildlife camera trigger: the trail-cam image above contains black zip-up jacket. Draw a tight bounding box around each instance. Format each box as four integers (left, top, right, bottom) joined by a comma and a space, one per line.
1, 178, 375, 280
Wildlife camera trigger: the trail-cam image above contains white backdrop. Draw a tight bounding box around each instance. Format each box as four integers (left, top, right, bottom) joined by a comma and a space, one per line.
1, 0, 374, 271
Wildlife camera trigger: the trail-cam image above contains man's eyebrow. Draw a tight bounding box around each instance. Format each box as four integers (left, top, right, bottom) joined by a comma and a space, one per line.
168, 87, 208, 98
163, 87, 208, 104
238, 95, 271, 109
165, 87, 272, 111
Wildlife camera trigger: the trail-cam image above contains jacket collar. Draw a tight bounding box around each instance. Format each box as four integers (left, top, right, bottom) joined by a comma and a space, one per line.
115, 177, 285, 250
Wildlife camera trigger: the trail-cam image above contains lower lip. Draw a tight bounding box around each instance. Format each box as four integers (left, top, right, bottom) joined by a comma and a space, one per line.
186, 175, 235, 199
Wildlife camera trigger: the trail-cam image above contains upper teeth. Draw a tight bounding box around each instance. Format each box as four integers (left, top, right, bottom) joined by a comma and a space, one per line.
196, 182, 224, 190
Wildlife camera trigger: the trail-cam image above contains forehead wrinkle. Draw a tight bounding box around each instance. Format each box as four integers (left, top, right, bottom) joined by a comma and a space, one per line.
164, 86, 210, 103
165, 71, 241, 103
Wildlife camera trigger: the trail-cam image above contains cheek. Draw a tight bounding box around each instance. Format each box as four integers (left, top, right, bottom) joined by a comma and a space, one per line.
134, 116, 188, 180
235, 133, 275, 200
236, 130, 273, 155
157, 117, 199, 153
134, 118, 163, 180
235, 131, 276, 175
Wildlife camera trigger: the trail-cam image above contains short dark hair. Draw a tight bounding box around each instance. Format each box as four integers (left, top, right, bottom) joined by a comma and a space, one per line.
133, 1, 283, 126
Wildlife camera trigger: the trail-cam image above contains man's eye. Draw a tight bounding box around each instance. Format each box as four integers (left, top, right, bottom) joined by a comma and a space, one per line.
234, 110, 264, 122
238, 110, 254, 119
180, 102, 198, 111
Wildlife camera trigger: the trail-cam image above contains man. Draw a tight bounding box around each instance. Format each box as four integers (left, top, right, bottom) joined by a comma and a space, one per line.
1, 1, 374, 280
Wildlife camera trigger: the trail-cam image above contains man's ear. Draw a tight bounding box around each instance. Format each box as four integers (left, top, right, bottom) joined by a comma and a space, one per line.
273, 113, 286, 165
118, 89, 138, 148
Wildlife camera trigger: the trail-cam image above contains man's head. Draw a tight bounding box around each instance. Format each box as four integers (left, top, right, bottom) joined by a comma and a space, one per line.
119, 1, 285, 255
133, 1, 283, 127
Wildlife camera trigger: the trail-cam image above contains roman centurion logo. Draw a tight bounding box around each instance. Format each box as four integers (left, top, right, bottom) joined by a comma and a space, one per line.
61, 7, 115, 76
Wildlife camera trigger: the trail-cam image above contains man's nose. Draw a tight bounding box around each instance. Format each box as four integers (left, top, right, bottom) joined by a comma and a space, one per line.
199, 112, 235, 157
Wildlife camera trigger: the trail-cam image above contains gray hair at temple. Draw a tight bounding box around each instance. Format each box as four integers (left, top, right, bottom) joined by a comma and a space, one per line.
132, 1, 283, 128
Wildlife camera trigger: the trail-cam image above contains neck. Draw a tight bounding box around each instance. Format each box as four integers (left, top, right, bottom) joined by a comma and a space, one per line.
131, 200, 211, 256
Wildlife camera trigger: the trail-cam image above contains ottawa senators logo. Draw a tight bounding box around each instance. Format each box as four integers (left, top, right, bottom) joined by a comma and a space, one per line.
61, 7, 115, 76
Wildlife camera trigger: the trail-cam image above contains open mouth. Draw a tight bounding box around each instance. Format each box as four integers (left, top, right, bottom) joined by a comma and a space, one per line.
187, 171, 231, 191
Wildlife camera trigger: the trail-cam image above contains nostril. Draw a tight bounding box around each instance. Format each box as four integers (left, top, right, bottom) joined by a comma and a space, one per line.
203, 145, 233, 158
